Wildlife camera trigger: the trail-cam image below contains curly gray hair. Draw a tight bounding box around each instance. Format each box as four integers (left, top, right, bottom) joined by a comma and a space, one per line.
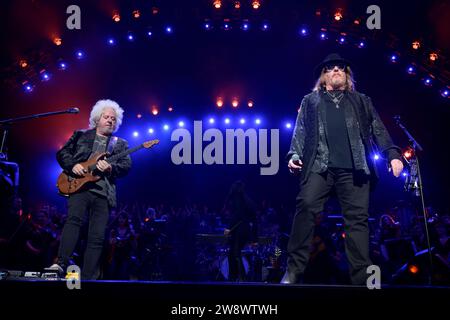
89, 99, 124, 133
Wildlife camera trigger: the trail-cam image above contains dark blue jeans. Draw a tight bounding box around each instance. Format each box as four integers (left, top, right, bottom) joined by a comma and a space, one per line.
57, 190, 109, 280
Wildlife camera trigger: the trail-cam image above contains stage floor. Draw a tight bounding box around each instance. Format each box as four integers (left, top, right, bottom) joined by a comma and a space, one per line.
1, 279, 449, 317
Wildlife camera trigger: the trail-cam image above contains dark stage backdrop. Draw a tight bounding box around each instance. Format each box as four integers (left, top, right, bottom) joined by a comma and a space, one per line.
1, 0, 449, 215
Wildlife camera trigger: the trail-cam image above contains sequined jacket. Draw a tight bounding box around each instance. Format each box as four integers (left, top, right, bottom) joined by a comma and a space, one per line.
287, 90, 401, 188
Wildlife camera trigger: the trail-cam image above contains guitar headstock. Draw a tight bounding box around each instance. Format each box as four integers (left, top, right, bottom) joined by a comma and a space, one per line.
143, 139, 160, 148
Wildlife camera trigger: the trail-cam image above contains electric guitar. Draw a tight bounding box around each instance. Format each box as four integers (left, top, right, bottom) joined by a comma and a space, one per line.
56, 139, 159, 195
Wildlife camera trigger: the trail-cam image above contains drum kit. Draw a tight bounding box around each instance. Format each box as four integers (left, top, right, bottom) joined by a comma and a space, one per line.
195, 233, 285, 282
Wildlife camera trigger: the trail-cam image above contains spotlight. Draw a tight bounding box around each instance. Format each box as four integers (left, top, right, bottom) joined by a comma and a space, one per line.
358, 41, 365, 48
204, 22, 211, 30
224, 118, 231, 124
133, 131, 139, 137
262, 23, 269, 31
234, 1, 241, 9
152, 107, 159, 115
440, 88, 449, 98
58, 61, 67, 70
75, 50, 84, 59
23, 82, 33, 93
216, 98, 224, 108
127, 33, 134, 41
213, 0, 222, 9
373, 154, 380, 160
320, 32, 327, 40
242, 23, 249, 31
334, 9, 343, 21
137, 114, 142, 119
19, 59, 28, 68
152, 7, 159, 15
252, 1, 260, 10
402, 172, 408, 177
147, 31, 153, 37
232, 98, 239, 108
390, 54, 398, 63
53, 37, 62, 46
107, 38, 115, 45
406, 65, 416, 75
429, 53, 438, 62
223, 23, 230, 31
339, 36, 345, 44
240, 118, 246, 124
178, 121, 185, 127
285, 122, 292, 129
423, 77, 432, 87
133, 10, 140, 19
247, 100, 254, 108
112, 11, 120, 22
148, 128, 154, 134
255, 118, 261, 125
300, 28, 308, 36
163, 124, 170, 131
209, 118, 215, 124
403, 147, 415, 160
40, 70, 50, 81
408, 264, 419, 274
353, 18, 361, 25
168, 106, 174, 112
165, 26, 173, 34
412, 41, 420, 50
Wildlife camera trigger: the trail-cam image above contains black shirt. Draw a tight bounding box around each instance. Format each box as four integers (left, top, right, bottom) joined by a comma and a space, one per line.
323, 90, 353, 169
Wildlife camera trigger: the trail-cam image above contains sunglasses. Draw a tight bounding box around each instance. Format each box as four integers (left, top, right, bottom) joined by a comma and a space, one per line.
323, 63, 347, 72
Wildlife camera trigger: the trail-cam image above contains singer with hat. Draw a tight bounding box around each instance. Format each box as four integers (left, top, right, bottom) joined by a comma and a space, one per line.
282, 53, 404, 285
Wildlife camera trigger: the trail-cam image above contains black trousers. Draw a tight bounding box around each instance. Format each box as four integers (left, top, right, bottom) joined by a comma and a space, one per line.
228, 223, 251, 281
57, 190, 110, 279
287, 168, 372, 285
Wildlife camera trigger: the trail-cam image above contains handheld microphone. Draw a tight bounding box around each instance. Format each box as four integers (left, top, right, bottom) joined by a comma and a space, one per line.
67, 107, 79, 114
291, 154, 300, 162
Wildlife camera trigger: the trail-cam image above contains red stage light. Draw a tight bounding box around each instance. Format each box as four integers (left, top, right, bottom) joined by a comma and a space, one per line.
429, 52, 438, 61
112, 11, 120, 22
412, 41, 420, 50
408, 264, 419, 274
252, 1, 261, 10
53, 37, 62, 46
403, 147, 415, 160
334, 9, 343, 21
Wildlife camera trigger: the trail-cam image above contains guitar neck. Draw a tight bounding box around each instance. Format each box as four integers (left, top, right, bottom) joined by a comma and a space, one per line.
107, 144, 143, 163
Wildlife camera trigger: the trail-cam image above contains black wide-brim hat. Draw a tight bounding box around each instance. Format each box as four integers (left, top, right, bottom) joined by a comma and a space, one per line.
314, 53, 352, 78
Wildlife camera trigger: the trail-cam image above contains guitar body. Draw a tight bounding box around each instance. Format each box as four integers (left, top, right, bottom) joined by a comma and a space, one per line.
56, 139, 159, 196
56, 152, 106, 195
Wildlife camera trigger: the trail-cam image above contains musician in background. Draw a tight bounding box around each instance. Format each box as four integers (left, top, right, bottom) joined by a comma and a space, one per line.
49, 99, 131, 279
223, 180, 257, 281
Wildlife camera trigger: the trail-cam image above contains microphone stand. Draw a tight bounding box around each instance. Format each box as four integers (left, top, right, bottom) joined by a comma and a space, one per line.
0, 108, 78, 160
394, 116, 433, 285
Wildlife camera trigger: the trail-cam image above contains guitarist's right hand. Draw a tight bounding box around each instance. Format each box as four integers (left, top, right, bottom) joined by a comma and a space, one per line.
72, 163, 87, 176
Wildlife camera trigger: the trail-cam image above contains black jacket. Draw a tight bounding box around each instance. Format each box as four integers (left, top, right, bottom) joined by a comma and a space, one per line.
287, 90, 401, 188
56, 129, 132, 207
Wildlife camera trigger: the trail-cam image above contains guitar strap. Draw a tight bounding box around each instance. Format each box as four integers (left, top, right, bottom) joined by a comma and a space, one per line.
107, 136, 119, 156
